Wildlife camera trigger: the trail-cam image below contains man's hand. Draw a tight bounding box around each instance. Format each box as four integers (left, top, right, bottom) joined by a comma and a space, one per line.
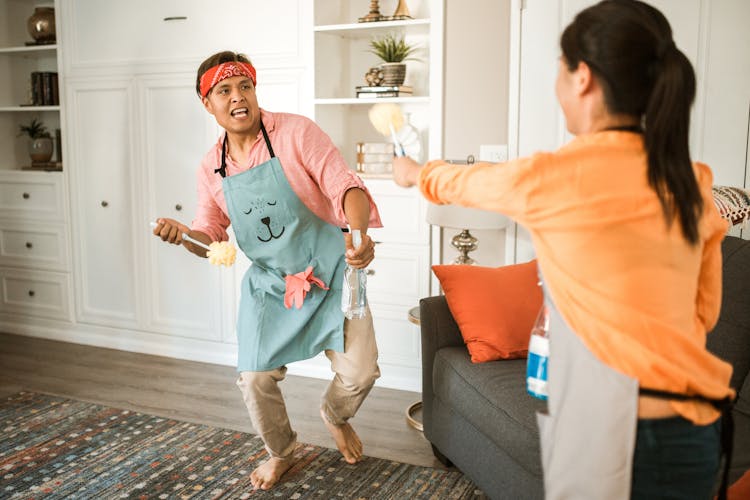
152, 218, 191, 245
344, 231, 375, 269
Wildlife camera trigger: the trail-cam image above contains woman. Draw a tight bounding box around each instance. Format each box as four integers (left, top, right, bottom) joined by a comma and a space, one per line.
153, 51, 382, 491
393, 1, 733, 499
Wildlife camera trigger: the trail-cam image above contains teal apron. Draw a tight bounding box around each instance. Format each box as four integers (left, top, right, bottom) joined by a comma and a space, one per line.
217, 121, 346, 371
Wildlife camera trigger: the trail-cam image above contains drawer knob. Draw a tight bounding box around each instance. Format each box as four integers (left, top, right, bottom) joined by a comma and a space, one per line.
163, 16, 187, 21
25, 242, 33, 249
175, 204, 183, 211
22, 192, 30, 199
101, 200, 109, 207
28, 290, 35, 297
366, 269, 376, 276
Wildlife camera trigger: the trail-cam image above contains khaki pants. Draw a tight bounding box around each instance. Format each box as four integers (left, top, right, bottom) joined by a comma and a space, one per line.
236, 309, 380, 459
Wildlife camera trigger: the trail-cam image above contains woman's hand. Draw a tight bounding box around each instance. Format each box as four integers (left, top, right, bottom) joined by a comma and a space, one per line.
344, 231, 375, 269
392, 156, 422, 188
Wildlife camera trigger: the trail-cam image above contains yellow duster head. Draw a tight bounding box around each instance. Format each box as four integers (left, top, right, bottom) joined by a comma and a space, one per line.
368, 103, 405, 136
207, 241, 237, 267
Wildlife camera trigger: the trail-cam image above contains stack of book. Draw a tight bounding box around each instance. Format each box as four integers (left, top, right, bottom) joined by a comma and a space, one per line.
356, 142, 394, 175
23, 161, 63, 172
29, 72, 59, 106
355, 85, 413, 99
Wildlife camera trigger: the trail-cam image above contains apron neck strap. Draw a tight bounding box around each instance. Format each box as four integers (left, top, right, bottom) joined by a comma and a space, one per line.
214, 118, 275, 178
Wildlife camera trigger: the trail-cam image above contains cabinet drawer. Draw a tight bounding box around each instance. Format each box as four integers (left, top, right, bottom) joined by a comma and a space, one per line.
0, 222, 69, 271
366, 179, 429, 245
0, 267, 72, 321
0, 173, 65, 221
366, 242, 430, 307
67, 0, 303, 69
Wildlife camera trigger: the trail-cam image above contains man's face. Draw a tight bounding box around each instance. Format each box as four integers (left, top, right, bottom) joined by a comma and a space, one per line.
202, 75, 259, 134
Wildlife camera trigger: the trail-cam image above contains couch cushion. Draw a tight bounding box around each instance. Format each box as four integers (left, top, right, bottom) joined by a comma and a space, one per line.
432, 260, 542, 362
712, 186, 750, 226
707, 236, 750, 390
433, 346, 547, 475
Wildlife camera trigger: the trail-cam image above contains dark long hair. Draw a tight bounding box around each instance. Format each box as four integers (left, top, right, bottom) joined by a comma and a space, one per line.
561, 0, 702, 244
195, 51, 252, 97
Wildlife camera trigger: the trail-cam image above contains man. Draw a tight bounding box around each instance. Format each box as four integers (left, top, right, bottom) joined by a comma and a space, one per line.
153, 51, 381, 490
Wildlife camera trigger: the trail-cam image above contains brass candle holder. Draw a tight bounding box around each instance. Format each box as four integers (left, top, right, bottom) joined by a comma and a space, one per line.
358, 0, 384, 23
390, 0, 413, 20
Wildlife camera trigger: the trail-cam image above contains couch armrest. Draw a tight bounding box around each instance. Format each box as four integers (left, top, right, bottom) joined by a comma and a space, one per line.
419, 296, 466, 436
419, 296, 465, 353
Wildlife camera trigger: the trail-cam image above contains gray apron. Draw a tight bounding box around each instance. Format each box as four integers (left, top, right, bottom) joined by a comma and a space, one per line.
537, 293, 639, 500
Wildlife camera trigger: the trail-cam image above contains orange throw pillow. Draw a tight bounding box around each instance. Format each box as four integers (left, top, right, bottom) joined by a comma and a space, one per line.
727, 468, 750, 500
432, 260, 542, 363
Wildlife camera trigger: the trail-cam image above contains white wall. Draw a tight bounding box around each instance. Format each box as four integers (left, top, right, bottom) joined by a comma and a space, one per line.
439, 0, 512, 267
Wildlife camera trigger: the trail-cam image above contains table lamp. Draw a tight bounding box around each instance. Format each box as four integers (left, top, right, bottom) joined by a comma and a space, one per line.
426, 203, 509, 265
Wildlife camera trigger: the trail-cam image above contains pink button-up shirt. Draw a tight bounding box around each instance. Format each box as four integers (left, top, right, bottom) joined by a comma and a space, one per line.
192, 109, 382, 241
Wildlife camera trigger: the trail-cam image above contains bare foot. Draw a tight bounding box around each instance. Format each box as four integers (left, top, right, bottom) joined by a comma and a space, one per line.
250, 456, 295, 490
320, 408, 363, 464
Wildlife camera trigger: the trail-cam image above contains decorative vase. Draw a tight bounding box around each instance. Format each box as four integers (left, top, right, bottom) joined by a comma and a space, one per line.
29, 137, 53, 162
27, 7, 56, 44
379, 62, 406, 86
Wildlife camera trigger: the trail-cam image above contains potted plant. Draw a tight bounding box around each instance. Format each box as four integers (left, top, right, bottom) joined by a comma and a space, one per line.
369, 33, 419, 86
18, 118, 53, 163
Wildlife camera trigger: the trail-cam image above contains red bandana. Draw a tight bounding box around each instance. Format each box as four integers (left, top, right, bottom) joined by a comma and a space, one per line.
199, 62, 257, 97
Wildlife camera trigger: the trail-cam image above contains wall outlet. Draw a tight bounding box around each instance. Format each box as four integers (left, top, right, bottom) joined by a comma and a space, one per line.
479, 144, 508, 162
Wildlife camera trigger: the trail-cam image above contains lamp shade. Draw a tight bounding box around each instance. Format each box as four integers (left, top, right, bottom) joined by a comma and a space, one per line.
426, 203, 509, 230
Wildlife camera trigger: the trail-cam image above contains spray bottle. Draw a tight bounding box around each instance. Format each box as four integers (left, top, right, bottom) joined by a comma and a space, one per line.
341, 229, 367, 319
526, 302, 550, 400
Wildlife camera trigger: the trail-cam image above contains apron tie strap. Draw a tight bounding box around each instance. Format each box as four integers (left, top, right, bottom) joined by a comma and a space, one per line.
284, 266, 329, 310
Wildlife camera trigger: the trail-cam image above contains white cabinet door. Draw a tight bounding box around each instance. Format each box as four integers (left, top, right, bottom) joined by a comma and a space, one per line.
67, 78, 139, 327
693, 0, 750, 187
139, 75, 226, 341
64, 0, 306, 72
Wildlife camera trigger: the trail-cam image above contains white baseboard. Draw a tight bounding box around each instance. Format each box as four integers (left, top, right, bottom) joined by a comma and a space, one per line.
0, 315, 422, 393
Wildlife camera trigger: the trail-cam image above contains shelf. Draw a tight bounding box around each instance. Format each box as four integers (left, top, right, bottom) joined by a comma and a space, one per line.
314, 18, 430, 37
315, 97, 430, 105
0, 106, 60, 112
0, 44, 57, 55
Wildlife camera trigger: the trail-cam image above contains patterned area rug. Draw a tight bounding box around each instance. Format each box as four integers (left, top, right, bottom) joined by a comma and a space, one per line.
0, 392, 482, 499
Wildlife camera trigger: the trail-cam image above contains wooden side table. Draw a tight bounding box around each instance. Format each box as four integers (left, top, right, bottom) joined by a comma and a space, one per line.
406, 306, 423, 432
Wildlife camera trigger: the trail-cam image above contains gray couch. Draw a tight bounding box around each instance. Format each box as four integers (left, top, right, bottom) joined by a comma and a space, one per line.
419, 235, 750, 499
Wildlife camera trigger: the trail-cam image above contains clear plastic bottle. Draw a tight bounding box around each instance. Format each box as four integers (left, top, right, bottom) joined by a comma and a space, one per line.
526, 303, 549, 400
341, 229, 367, 320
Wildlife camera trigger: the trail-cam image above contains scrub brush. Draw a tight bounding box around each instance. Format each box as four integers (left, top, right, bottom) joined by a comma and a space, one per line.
368, 103, 406, 157
149, 221, 237, 266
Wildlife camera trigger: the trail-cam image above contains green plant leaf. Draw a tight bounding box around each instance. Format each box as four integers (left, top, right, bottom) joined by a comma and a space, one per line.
369, 33, 419, 63
18, 118, 51, 139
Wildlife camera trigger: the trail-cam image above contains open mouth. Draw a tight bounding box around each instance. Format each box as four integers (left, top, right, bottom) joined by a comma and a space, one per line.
231, 107, 248, 118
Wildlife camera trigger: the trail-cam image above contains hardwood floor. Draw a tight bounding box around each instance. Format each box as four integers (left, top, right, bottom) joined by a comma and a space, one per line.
0, 332, 442, 469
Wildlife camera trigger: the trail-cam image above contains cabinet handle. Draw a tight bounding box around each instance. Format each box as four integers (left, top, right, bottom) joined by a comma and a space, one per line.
22, 192, 30, 199
366, 269, 375, 276
101, 201, 109, 207
28, 290, 35, 297
373, 240, 382, 245
26, 242, 33, 249
175, 204, 182, 211
163, 16, 187, 21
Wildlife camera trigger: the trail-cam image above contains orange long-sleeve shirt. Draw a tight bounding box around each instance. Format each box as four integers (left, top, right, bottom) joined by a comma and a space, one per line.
418, 131, 732, 424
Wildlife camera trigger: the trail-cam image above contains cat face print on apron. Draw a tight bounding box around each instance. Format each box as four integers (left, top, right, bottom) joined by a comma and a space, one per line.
217, 121, 346, 372
536, 281, 639, 500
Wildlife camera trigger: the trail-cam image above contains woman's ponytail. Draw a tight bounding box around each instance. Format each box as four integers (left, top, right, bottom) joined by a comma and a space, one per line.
644, 44, 702, 244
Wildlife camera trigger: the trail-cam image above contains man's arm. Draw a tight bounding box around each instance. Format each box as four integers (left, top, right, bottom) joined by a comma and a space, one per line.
343, 187, 375, 269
